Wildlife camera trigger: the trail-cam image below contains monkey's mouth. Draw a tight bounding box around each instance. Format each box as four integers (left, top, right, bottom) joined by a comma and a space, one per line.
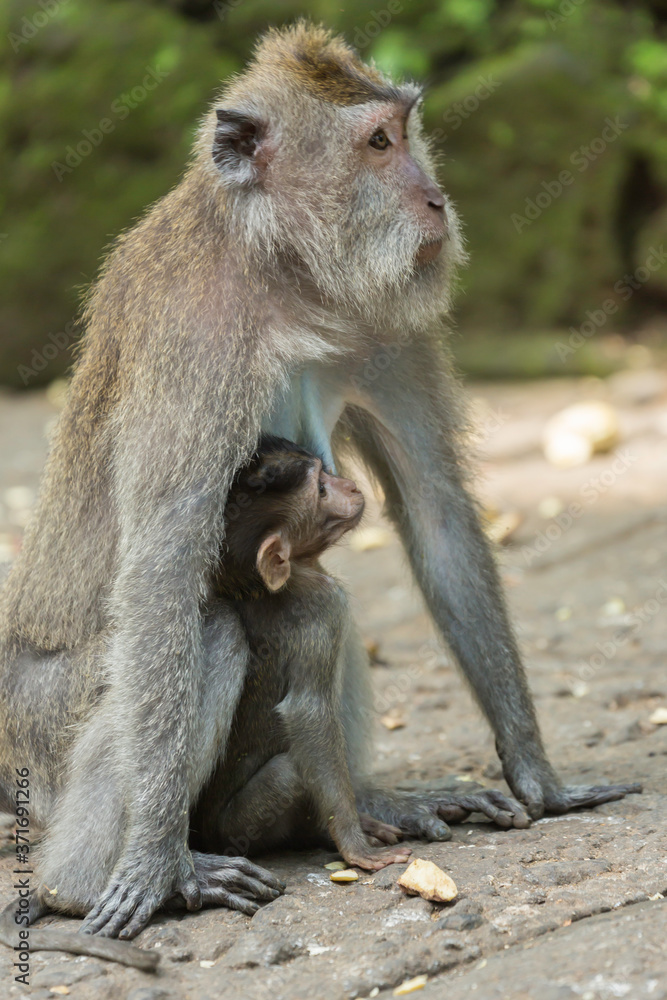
329, 499, 365, 543
415, 239, 444, 266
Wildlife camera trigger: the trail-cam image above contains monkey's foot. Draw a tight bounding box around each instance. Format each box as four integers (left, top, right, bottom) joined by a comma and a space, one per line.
341, 843, 412, 871
359, 785, 532, 841
81, 846, 201, 940
542, 782, 643, 816
190, 852, 285, 916
501, 754, 643, 819
359, 813, 403, 846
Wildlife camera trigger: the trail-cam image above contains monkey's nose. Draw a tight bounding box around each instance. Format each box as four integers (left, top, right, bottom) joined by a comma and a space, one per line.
424, 180, 445, 211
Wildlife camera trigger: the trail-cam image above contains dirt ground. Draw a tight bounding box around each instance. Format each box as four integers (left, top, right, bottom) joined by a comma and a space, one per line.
0, 367, 666, 1000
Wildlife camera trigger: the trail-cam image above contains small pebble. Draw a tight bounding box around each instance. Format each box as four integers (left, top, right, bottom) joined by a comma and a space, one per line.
649, 707, 667, 725
538, 496, 564, 519
380, 709, 406, 730
4, 486, 34, 511
398, 858, 457, 902
601, 597, 625, 617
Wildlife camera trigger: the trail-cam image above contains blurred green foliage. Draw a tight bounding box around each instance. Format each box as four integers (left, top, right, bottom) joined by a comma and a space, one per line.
1, 0, 666, 385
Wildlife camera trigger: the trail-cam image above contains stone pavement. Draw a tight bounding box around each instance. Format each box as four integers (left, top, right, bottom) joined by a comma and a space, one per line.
0, 368, 665, 1000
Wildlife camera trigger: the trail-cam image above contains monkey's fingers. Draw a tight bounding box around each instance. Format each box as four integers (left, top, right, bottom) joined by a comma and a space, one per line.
81, 884, 131, 936
442, 791, 531, 830
192, 852, 286, 893
344, 845, 412, 871
359, 813, 403, 845
546, 782, 642, 815
211, 871, 282, 902
397, 811, 453, 842
117, 896, 162, 941
200, 886, 260, 916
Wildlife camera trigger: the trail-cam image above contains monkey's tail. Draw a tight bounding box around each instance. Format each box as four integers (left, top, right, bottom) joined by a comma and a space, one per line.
0, 892, 159, 971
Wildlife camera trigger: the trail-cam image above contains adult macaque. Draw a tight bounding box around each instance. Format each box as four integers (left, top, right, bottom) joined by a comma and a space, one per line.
0, 22, 640, 947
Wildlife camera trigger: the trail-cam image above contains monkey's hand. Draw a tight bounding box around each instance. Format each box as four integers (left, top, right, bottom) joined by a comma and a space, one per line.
81, 843, 201, 940
498, 748, 642, 819
342, 843, 412, 871
188, 852, 285, 916
359, 813, 404, 846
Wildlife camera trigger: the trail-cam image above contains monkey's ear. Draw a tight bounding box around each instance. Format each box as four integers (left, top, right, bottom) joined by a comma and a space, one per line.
256, 533, 291, 592
213, 109, 268, 187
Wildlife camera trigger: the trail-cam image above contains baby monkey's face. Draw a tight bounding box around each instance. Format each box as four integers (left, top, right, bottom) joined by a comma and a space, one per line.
223, 438, 366, 594
297, 459, 365, 557
252, 458, 365, 592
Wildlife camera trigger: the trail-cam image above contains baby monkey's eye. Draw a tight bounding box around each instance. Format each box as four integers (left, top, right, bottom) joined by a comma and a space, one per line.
318, 480, 327, 497
369, 129, 390, 150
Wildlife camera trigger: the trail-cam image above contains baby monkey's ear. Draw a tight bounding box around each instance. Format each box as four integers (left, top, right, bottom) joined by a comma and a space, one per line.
256, 532, 291, 591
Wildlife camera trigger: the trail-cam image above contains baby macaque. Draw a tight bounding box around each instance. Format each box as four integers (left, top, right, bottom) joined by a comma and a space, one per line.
192, 435, 412, 872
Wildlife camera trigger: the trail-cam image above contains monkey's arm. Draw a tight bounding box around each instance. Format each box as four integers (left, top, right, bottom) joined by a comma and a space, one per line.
78, 341, 279, 940
276, 588, 409, 870
340, 339, 640, 820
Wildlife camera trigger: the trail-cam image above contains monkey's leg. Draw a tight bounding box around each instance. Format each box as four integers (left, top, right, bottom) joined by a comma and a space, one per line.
275, 616, 411, 870
343, 344, 641, 819
47, 607, 258, 941
211, 754, 408, 869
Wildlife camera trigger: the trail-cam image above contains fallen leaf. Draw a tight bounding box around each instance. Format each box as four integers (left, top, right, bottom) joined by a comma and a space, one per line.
364, 638, 388, 666
393, 975, 428, 995
484, 510, 521, 545
200, 960, 215, 968
397, 858, 457, 902
48, 989, 70, 997
324, 861, 347, 871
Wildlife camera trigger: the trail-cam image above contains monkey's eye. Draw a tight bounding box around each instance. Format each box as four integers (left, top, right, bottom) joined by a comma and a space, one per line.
369, 129, 391, 150
318, 480, 327, 498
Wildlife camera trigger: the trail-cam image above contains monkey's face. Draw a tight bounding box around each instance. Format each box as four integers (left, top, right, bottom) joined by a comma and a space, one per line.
251, 461, 364, 592
205, 26, 467, 328
356, 106, 447, 266
304, 463, 366, 554
263, 98, 464, 324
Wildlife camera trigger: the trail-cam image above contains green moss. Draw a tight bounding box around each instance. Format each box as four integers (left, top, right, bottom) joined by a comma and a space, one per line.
1, 0, 666, 385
